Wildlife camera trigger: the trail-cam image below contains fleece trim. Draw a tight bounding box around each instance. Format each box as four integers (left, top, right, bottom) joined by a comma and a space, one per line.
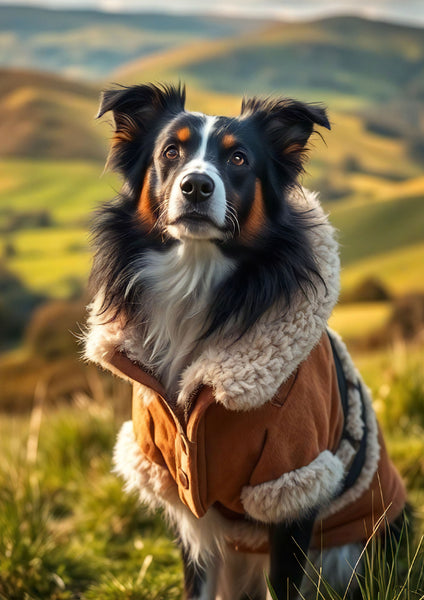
84, 188, 340, 412
240, 450, 345, 523
112, 420, 178, 511
318, 331, 380, 519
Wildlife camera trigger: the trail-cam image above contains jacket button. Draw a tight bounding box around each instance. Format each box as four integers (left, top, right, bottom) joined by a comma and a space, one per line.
178, 468, 189, 489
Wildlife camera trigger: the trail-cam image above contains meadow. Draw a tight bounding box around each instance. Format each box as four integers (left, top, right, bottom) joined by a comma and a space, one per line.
1, 346, 423, 599
0, 8, 424, 599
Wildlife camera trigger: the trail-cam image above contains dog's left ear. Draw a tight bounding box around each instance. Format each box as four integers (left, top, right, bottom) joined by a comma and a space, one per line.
97, 83, 186, 175
241, 97, 330, 178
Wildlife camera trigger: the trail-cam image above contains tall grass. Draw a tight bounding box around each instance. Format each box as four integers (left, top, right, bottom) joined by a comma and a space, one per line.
266, 518, 424, 600
0, 393, 182, 599
0, 358, 423, 599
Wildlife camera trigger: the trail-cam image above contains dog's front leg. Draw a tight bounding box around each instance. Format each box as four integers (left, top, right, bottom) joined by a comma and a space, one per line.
181, 544, 218, 600
268, 512, 317, 600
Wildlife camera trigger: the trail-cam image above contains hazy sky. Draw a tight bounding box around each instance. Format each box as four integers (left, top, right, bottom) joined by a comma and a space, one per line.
2, 0, 423, 25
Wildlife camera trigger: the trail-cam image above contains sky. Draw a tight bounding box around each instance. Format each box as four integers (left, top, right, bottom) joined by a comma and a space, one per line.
1, 0, 423, 26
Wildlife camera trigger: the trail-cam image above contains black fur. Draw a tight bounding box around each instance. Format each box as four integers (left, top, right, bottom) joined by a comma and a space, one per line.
269, 511, 318, 600
206, 212, 325, 339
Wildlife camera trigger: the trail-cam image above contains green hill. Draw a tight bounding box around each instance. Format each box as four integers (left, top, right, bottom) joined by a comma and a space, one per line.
0, 69, 106, 160
0, 14, 423, 350
0, 60, 423, 304
0, 6, 264, 79
116, 16, 424, 107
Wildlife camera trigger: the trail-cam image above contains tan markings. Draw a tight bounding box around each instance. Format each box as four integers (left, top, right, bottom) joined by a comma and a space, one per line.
111, 129, 133, 147
111, 114, 138, 147
283, 142, 304, 155
240, 179, 266, 242
176, 126, 191, 142
137, 171, 156, 230
222, 133, 236, 149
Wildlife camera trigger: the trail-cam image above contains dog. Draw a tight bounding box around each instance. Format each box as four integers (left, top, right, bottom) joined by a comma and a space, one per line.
84, 83, 407, 600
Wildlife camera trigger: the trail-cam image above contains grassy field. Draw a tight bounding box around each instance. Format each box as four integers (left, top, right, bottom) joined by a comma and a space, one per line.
1, 344, 423, 599
0, 159, 116, 297
0, 399, 183, 600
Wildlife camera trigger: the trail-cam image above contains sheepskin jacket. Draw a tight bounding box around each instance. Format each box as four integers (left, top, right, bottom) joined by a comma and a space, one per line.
84, 189, 406, 552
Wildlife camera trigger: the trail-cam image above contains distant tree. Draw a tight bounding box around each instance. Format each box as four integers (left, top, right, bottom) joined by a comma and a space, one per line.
0, 263, 44, 349
342, 276, 392, 303
25, 300, 85, 360
389, 293, 424, 341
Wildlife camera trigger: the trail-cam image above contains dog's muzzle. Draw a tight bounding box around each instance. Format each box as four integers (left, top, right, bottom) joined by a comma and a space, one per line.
167, 167, 227, 240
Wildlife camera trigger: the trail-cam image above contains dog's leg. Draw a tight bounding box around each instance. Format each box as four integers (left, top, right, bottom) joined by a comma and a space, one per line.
268, 513, 317, 600
181, 545, 218, 600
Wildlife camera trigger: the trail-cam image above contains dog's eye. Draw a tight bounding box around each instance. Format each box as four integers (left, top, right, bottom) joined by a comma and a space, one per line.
230, 151, 248, 166
163, 145, 179, 160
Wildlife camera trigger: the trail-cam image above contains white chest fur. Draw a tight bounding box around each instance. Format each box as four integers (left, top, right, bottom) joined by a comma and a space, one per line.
127, 240, 234, 397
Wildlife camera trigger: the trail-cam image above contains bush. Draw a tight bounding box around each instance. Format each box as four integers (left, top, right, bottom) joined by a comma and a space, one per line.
0, 209, 53, 234
0, 263, 44, 349
25, 300, 85, 360
341, 276, 392, 303
389, 293, 424, 341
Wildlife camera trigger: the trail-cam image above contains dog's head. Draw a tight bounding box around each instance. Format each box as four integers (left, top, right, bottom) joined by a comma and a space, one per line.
94, 83, 331, 337
97, 83, 330, 246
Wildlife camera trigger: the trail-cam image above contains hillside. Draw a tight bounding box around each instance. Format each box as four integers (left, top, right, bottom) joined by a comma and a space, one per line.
0, 57, 423, 303
0, 13, 423, 354
0, 6, 265, 79
116, 16, 424, 107
0, 69, 106, 160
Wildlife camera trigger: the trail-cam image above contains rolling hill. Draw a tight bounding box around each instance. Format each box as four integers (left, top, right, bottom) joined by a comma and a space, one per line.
0, 6, 266, 79
0, 69, 106, 160
115, 16, 424, 107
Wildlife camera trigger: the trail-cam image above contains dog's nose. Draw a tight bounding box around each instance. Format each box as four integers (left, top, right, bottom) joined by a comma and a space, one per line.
180, 173, 215, 203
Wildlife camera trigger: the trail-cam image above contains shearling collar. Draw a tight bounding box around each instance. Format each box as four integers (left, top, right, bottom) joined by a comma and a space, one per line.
84, 188, 340, 412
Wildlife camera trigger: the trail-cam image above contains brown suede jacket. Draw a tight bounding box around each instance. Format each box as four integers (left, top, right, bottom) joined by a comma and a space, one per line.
108, 333, 406, 551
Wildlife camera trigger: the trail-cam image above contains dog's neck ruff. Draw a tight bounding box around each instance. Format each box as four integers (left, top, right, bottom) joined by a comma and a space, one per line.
128, 239, 235, 396
85, 188, 340, 411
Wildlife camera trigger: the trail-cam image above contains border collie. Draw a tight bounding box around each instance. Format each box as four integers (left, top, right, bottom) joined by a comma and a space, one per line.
84, 83, 407, 600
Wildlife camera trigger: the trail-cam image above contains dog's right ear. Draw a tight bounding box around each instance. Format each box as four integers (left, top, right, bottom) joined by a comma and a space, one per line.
97, 83, 186, 174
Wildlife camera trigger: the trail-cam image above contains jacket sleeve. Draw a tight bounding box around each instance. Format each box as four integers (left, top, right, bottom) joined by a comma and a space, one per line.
198, 338, 346, 524
238, 343, 346, 524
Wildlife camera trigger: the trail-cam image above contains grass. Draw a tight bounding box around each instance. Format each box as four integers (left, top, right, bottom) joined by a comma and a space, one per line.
329, 302, 392, 341
0, 342, 423, 599
340, 243, 424, 296
0, 159, 117, 297
0, 399, 182, 600
0, 160, 115, 226
328, 194, 424, 266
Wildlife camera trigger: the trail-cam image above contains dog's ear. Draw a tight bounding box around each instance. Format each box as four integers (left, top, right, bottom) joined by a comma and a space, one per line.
241, 97, 330, 181
97, 83, 186, 175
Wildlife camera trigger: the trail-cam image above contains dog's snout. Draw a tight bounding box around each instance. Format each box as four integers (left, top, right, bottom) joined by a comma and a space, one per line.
180, 173, 215, 203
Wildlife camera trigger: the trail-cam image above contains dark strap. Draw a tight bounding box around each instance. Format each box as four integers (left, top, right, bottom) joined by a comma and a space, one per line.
327, 332, 368, 497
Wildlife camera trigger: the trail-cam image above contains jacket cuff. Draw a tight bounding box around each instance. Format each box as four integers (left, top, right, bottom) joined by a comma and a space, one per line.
240, 450, 344, 523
